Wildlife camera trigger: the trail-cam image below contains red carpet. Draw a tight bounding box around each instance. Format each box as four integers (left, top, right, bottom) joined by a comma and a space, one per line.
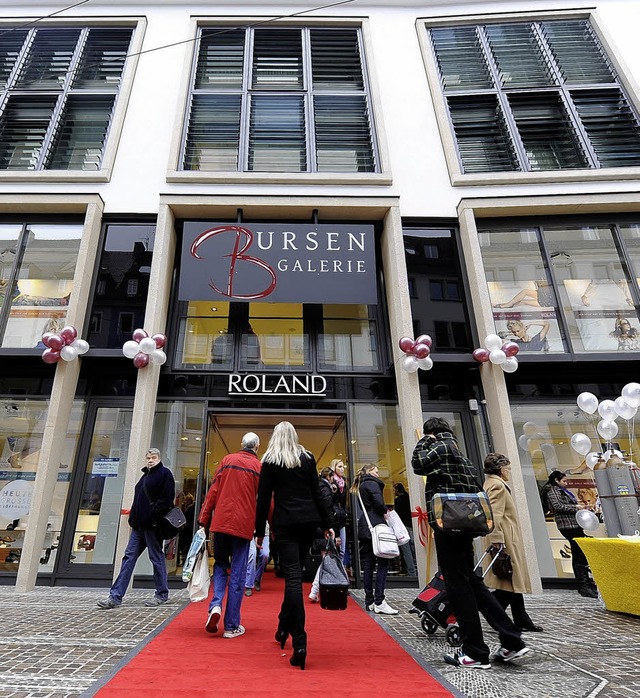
96, 574, 454, 698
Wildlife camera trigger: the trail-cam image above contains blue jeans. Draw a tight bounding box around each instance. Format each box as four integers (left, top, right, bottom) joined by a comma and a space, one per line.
110, 527, 168, 603
400, 530, 417, 575
359, 538, 389, 607
209, 532, 251, 631
245, 536, 269, 589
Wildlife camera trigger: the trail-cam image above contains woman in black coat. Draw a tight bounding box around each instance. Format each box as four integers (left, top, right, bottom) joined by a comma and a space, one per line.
255, 421, 333, 670
351, 464, 398, 615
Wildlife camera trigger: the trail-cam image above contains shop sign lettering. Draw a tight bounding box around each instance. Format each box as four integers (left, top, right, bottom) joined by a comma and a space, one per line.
228, 374, 327, 397
0, 479, 33, 519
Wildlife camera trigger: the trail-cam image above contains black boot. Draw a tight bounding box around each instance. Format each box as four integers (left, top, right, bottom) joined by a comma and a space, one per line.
575, 564, 598, 598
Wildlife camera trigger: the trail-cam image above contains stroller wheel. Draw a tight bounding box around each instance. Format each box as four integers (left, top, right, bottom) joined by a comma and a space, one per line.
421, 617, 438, 635
445, 624, 462, 647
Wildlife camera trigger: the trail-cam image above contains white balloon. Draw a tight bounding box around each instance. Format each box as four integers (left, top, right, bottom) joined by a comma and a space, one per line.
597, 419, 618, 440
570, 433, 592, 456
484, 334, 503, 351
402, 355, 419, 373
597, 399, 617, 421
71, 338, 90, 355
576, 392, 599, 415
489, 349, 507, 365
501, 357, 518, 373
540, 443, 559, 467
575, 509, 599, 531
122, 340, 140, 359
614, 396, 637, 421
139, 337, 157, 355
60, 345, 78, 362
602, 449, 623, 461
518, 435, 530, 450
522, 422, 539, 437
585, 452, 600, 470
149, 349, 167, 366
622, 382, 640, 408
417, 356, 433, 371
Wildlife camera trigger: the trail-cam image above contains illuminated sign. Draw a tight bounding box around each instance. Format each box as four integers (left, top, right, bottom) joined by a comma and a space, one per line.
227, 374, 327, 397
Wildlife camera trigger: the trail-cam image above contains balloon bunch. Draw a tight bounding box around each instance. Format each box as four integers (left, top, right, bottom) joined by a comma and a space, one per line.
122, 329, 167, 369
41, 326, 89, 364
472, 333, 519, 373
570, 382, 640, 467
398, 335, 433, 372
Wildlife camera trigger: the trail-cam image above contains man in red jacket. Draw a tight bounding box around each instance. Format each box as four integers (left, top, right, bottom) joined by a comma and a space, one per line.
198, 432, 261, 638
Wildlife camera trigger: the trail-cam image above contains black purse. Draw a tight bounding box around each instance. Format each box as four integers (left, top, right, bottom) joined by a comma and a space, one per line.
142, 477, 186, 539
492, 548, 513, 580
318, 539, 350, 611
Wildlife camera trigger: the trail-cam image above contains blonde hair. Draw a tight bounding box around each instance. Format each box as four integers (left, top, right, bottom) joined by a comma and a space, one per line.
262, 421, 309, 469
330, 458, 344, 472
350, 463, 377, 494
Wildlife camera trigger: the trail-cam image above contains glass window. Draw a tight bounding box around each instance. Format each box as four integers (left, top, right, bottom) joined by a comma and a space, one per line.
404, 228, 473, 352
1, 223, 82, 349
241, 303, 308, 370
0, 399, 84, 574
177, 301, 231, 369
0, 26, 134, 171
182, 26, 377, 173
89, 223, 155, 349
479, 226, 567, 353
427, 18, 640, 173
319, 304, 378, 371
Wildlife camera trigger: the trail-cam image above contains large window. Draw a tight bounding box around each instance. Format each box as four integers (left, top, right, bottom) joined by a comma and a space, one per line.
427, 18, 640, 174
181, 26, 377, 173
0, 26, 133, 172
0, 222, 82, 348
480, 219, 640, 354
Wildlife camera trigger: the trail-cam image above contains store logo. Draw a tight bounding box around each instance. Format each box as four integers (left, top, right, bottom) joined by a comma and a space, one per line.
228, 374, 327, 396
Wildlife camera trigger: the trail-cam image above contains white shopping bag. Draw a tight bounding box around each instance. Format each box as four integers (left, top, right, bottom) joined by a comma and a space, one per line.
187, 547, 210, 602
385, 509, 411, 545
182, 528, 207, 582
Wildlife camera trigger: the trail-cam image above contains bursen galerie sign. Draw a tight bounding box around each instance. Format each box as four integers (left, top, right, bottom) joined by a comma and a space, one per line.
179, 222, 376, 304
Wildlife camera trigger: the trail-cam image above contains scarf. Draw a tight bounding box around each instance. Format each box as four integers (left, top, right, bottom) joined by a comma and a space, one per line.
559, 485, 577, 503
334, 473, 345, 493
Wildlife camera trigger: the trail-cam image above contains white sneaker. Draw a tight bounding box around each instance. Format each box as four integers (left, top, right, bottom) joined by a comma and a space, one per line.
444, 649, 491, 669
373, 600, 399, 615
222, 625, 245, 639
205, 606, 221, 634
493, 646, 531, 663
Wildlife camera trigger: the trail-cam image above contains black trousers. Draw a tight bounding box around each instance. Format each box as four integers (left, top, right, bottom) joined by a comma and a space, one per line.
274, 523, 317, 651
434, 529, 524, 662
492, 589, 534, 628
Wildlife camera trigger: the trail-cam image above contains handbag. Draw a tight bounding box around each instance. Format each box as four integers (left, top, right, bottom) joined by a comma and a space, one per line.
384, 509, 410, 545
318, 539, 350, 610
491, 545, 513, 580
187, 546, 210, 602
431, 491, 494, 535
357, 491, 400, 559
160, 506, 187, 539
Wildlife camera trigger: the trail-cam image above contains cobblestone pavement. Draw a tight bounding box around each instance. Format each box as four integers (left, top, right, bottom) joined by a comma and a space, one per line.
0, 586, 638, 697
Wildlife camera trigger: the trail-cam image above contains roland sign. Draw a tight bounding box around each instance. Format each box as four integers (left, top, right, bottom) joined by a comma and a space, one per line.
228, 374, 327, 397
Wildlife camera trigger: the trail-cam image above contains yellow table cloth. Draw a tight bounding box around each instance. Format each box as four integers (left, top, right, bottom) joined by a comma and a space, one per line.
577, 538, 640, 616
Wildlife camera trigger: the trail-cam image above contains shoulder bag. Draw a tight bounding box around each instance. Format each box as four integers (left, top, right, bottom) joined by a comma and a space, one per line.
142, 477, 187, 539
357, 490, 399, 559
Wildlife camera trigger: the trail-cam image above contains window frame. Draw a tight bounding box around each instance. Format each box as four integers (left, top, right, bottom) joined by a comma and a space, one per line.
167, 17, 391, 185
418, 10, 640, 186
0, 17, 145, 183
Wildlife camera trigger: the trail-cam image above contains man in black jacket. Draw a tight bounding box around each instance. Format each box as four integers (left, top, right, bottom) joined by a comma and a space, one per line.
98, 448, 175, 609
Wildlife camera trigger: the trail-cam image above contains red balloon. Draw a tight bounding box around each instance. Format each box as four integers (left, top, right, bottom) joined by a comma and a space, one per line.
413, 343, 431, 359
42, 349, 60, 364
473, 348, 491, 363
398, 337, 415, 354
41, 332, 55, 347
133, 352, 149, 369
415, 334, 432, 348
60, 326, 77, 344
48, 334, 64, 351
132, 328, 148, 343
152, 333, 166, 349
502, 341, 520, 357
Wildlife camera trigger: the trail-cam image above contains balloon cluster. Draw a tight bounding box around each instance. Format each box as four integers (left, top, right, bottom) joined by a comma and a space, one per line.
398, 335, 433, 372
570, 382, 640, 467
472, 333, 519, 373
41, 326, 89, 364
122, 329, 167, 369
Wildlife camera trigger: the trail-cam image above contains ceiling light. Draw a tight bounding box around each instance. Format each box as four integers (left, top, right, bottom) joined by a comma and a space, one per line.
195, 437, 201, 441
181, 436, 188, 441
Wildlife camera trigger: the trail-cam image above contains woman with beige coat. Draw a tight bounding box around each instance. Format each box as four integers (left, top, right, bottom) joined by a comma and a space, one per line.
483, 453, 543, 633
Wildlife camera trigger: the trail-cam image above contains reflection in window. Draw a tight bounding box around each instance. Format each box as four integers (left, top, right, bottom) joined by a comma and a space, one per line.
177, 301, 231, 368
319, 304, 378, 371
242, 303, 307, 369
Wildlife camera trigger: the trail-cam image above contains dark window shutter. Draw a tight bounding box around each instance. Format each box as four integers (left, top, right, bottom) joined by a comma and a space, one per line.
248, 95, 306, 172
310, 28, 363, 90
195, 29, 245, 89
447, 95, 519, 172
485, 23, 554, 88
72, 28, 133, 88
0, 95, 57, 169
252, 29, 303, 90
15, 28, 81, 89
430, 26, 493, 90
183, 94, 241, 171
0, 30, 28, 89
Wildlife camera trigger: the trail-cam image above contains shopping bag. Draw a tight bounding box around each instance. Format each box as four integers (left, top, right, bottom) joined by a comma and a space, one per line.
318, 539, 350, 610
182, 528, 207, 582
385, 509, 410, 545
187, 547, 210, 602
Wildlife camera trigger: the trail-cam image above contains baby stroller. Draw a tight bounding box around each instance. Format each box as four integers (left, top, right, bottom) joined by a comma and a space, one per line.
410, 544, 503, 647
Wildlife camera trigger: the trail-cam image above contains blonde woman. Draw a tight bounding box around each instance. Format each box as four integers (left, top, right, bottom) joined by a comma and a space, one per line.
330, 458, 348, 563
255, 422, 333, 671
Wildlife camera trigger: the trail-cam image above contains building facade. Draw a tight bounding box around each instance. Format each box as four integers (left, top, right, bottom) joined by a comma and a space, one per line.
0, 0, 639, 592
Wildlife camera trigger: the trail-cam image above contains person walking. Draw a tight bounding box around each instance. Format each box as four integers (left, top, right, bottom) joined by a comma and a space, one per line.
255, 421, 333, 671
97, 448, 175, 609
393, 482, 417, 576
352, 463, 399, 615
542, 470, 598, 598
199, 432, 262, 638
411, 418, 529, 669
245, 522, 270, 596
482, 453, 543, 632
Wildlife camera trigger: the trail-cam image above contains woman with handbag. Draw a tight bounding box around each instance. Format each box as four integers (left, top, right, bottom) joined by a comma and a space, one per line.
351, 464, 399, 615
483, 453, 543, 632
255, 422, 333, 671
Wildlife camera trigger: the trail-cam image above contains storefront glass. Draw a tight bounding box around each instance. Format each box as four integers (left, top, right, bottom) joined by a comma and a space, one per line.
243, 303, 308, 369
0, 399, 84, 574
319, 304, 379, 371
179, 301, 231, 368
